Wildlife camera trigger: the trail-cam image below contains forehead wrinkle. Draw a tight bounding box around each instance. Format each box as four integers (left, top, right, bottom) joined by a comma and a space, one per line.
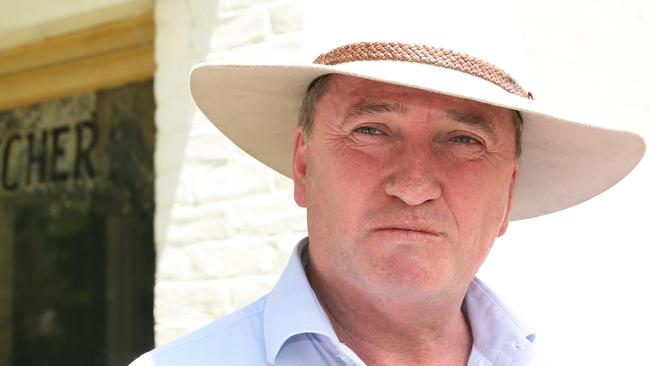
446, 111, 497, 140
345, 100, 407, 120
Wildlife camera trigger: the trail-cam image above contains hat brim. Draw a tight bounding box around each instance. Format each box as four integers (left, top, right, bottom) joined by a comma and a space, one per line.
189, 61, 645, 220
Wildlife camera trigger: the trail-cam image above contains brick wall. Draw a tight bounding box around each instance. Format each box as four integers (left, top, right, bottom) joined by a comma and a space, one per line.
153, 0, 307, 344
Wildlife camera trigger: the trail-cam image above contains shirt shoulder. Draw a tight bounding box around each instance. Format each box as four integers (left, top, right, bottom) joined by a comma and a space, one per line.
129, 296, 269, 366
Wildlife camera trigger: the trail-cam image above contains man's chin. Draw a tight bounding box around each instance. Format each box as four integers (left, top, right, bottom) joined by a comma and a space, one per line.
357, 256, 457, 299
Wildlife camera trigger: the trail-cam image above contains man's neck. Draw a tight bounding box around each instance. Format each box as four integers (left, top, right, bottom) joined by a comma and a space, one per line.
308, 265, 473, 366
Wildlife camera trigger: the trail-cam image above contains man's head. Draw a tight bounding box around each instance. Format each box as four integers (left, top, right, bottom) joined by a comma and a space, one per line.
292, 74, 520, 301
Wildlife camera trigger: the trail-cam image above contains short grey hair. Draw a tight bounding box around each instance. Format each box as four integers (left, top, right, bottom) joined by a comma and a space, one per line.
298, 74, 523, 157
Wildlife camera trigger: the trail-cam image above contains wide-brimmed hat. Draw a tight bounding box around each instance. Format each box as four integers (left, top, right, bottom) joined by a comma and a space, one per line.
189, 41, 645, 220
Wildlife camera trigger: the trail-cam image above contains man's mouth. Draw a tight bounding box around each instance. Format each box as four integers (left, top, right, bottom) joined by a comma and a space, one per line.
370, 225, 446, 242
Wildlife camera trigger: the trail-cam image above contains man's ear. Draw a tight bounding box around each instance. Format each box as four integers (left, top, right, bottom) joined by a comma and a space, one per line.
293, 127, 308, 208
497, 164, 519, 237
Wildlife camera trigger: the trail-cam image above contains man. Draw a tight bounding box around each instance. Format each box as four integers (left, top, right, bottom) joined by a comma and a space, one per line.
131, 42, 644, 365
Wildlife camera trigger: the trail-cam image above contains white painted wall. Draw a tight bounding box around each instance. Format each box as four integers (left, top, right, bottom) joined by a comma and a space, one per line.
477, 2, 650, 365
153, 0, 307, 343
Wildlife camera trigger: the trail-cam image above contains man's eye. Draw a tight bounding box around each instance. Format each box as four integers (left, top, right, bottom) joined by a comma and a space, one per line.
354, 126, 384, 136
452, 135, 480, 144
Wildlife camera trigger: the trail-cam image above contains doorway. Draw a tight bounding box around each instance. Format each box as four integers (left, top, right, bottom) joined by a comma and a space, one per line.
0, 80, 155, 366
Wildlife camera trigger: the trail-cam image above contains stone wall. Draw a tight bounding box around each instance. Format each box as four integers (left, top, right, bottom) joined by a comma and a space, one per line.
153, 0, 307, 344
475, 3, 650, 365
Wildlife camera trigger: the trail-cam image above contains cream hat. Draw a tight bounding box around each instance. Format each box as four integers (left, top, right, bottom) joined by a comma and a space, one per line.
189, 41, 645, 220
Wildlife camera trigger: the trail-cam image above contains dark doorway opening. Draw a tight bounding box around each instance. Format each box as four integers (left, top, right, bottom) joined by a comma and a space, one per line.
0, 80, 156, 366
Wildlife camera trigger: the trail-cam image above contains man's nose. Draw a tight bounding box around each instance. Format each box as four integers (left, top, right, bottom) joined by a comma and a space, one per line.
383, 144, 443, 206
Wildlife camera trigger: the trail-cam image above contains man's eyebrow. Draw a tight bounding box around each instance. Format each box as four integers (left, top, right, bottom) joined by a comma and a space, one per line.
346, 101, 407, 119
446, 111, 496, 140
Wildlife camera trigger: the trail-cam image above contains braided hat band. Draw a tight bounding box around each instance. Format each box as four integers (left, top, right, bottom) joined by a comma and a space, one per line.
313, 42, 533, 100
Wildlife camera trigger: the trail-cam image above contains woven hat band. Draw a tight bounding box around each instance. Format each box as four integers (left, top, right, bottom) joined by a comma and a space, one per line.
313, 42, 532, 99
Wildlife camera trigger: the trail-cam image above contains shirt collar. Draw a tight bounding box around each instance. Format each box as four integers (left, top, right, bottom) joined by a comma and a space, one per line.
263, 238, 339, 364
464, 277, 537, 365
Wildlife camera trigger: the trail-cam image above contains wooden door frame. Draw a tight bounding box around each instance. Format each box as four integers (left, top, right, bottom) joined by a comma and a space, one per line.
0, 208, 15, 366
0, 11, 154, 110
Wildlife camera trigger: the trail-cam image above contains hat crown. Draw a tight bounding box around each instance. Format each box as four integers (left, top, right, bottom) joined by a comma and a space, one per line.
313, 41, 532, 99
303, 0, 531, 86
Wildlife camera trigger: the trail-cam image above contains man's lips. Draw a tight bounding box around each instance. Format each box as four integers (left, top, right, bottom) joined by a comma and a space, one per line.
369, 225, 447, 241
364, 209, 451, 241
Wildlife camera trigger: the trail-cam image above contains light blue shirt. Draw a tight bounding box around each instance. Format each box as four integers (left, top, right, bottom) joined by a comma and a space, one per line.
131, 238, 536, 366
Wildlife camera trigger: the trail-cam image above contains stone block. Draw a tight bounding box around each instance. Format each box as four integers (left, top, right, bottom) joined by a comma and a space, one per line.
184, 126, 237, 167
176, 161, 272, 205
155, 279, 230, 320
228, 275, 278, 309
269, 2, 302, 34
155, 28, 193, 66
166, 203, 230, 244
271, 171, 294, 191
268, 232, 306, 269
156, 247, 195, 281
155, 320, 212, 346
187, 116, 221, 139
217, 0, 274, 15
208, 9, 272, 51
185, 0, 222, 24
183, 123, 242, 165
227, 190, 307, 236
186, 239, 280, 278
206, 32, 306, 63
155, 0, 191, 25
153, 279, 231, 345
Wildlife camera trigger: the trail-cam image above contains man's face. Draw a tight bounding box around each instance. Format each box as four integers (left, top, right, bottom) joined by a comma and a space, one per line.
293, 75, 519, 301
